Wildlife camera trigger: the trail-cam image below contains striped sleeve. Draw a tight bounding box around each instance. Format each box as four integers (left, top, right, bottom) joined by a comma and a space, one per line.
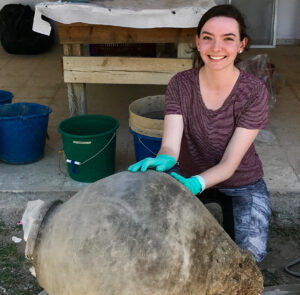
165, 74, 182, 115
236, 83, 269, 130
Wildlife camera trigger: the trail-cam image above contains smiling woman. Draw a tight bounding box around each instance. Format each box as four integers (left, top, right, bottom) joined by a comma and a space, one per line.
128, 5, 271, 264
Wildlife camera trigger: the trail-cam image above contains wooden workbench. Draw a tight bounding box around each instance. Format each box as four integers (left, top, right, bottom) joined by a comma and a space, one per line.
58, 23, 196, 115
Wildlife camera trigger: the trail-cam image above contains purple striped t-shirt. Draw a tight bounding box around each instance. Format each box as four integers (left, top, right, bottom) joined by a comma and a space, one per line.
165, 67, 269, 188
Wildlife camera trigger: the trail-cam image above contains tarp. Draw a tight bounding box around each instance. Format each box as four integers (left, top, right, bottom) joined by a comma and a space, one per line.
33, 0, 216, 35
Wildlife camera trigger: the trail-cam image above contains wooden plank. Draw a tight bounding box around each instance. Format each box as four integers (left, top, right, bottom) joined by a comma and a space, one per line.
63, 56, 193, 84
63, 44, 87, 115
63, 56, 193, 73
63, 43, 82, 56
59, 23, 196, 44
67, 83, 87, 115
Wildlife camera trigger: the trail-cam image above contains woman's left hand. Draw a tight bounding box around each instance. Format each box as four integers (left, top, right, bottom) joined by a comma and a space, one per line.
170, 172, 204, 195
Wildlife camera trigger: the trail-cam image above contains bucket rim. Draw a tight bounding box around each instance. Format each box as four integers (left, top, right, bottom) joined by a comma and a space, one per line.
129, 95, 165, 116
0, 90, 14, 103
0, 102, 52, 120
58, 114, 119, 139
0, 90, 14, 98
129, 128, 162, 141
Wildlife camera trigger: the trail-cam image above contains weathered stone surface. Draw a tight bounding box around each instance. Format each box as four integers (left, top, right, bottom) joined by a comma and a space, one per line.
28, 171, 263, 295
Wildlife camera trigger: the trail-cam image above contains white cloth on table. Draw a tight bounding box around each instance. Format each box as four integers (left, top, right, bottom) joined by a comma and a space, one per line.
33, 0, 216, 35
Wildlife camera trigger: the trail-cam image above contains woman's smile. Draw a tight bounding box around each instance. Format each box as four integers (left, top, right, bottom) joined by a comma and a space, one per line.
208, 55, 226, 60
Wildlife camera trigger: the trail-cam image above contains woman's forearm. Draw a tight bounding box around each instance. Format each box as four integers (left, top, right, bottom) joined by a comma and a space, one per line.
157, 114, 184, 161
198, 160, 236, 189
200, 127, 259, 189
158, 146, 179, 161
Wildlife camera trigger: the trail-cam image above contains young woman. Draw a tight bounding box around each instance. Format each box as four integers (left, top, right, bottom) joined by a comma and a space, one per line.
128, 5, 271, 263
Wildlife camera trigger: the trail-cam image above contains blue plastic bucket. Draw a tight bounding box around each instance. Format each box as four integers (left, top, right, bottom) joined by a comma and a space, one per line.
0, 103, 51, 163
0, 90, 13, 104
130, 128, 162, 162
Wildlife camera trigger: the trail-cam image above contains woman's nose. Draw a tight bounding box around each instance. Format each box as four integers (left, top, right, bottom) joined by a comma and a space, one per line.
212, 40, 222, 51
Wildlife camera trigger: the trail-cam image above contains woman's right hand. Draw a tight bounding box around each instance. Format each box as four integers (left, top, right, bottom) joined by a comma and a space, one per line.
128, 154, 176, 173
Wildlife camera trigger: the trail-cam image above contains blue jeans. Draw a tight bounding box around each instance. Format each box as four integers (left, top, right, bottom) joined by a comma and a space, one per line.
217, 179, 271, 262
168, 166, 271, 262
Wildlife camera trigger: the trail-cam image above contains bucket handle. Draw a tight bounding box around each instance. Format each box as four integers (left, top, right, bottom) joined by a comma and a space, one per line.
137, 135, 159, 157
66, 132, 116, 173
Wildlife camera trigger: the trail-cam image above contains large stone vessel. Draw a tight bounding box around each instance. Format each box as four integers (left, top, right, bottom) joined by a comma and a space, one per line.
24, 171, 263, 295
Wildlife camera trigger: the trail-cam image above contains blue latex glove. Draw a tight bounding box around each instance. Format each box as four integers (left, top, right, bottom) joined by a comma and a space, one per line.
170, 172, 205, 195
128, 154, 176, 172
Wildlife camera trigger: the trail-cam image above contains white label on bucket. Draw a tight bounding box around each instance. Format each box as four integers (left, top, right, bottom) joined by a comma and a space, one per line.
73, 141, 92, 145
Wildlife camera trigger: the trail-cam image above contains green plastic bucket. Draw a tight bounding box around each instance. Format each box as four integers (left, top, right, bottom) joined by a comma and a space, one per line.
58, 114, 119, 183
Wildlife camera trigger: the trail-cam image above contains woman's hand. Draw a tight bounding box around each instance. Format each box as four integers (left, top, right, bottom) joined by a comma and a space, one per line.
170, 172, 206, 195
128, 154, 176, 172
128, 115, 183, 173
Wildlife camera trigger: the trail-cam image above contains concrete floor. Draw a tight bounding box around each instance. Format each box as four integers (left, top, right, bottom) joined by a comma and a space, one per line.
0, 45, 299, 195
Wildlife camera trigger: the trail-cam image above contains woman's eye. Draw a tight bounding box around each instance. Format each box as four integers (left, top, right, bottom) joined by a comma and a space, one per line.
203, 36, 211, 40
225, 38, 234, 41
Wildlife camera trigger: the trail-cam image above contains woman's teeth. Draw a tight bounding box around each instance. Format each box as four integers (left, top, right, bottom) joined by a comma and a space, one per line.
209, 56, 225, 60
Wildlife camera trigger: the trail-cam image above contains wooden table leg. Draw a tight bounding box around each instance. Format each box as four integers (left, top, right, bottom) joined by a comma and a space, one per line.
63, 44, 87, 116
177, 42, 193, 58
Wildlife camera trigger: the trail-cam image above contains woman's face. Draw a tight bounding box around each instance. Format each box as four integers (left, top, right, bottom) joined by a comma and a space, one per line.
196, 16, 247, 71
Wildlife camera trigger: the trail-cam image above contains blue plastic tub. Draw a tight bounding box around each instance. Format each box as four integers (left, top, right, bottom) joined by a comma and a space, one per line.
0, 103, 51, 163
0, 90, 13, 104
130, 128, 162, 162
